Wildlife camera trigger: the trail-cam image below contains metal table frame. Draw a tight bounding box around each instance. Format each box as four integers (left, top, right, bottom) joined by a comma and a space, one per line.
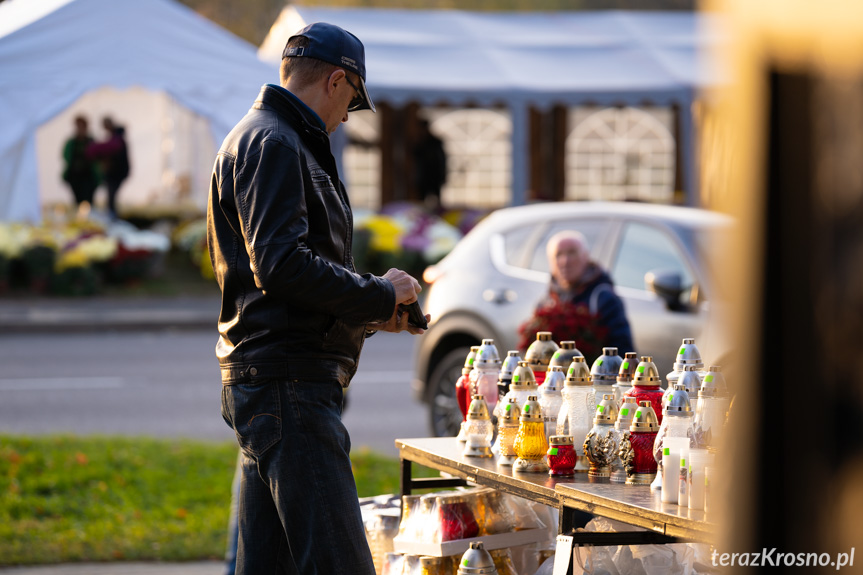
397, 437, 715, 550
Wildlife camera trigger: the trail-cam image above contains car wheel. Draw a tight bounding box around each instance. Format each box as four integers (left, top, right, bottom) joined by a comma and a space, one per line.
428, 346, 471, 437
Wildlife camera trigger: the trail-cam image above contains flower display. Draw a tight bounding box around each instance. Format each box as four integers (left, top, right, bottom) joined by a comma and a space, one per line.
517, 298, 609, 363
352, 203, 483, 277
0, 214, 171, 295
165, 202, 488, 284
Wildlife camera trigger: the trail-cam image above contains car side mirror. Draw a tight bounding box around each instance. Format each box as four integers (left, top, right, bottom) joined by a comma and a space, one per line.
645, 270, 689, 312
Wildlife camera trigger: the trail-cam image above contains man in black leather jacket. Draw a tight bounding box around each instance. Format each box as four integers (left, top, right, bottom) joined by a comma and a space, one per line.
207, 22, 426, 574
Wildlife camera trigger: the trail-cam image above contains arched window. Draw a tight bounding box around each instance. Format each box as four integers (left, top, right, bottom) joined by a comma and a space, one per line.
426, 108, 512, 209
565, 107, 675, 203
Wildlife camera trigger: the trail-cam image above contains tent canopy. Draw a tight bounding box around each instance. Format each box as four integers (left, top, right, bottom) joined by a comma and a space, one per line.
0, 0, 274, 221
260, 6, 726, 109
259, 6, 726, 205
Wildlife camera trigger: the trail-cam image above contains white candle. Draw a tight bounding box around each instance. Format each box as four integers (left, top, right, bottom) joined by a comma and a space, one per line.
661, 447, 680, 504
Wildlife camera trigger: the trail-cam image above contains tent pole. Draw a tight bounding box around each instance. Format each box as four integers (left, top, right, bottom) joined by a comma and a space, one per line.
510, 104, 529, 207
679, 97, 699, 207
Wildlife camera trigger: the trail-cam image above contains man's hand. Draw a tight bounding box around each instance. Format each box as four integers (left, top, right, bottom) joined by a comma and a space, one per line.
369, 269, 427, 334
382, 268, 421, 305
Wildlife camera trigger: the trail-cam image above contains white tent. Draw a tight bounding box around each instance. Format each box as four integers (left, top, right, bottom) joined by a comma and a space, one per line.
260, 6, 727, 206
0, 0, 274, 221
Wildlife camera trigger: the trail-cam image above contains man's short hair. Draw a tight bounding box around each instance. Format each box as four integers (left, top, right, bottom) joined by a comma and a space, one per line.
546, 230, 589, 260
280, 36, 340, 87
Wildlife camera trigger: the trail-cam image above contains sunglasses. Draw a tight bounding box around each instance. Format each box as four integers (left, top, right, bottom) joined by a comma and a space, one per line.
343, 74, 364, 112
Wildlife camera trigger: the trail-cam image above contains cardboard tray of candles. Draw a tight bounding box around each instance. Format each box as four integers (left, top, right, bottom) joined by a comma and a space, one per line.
392, 528, 546, 557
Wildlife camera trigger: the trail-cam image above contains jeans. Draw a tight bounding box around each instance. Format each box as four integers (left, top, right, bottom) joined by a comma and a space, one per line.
223, 451, 241, 575
221, 377, 375, 575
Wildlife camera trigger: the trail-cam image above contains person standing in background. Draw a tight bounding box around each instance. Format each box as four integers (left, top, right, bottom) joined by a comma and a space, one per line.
413, 118, 447, 211
62, 115, 100, 209
87, 116, 130, 218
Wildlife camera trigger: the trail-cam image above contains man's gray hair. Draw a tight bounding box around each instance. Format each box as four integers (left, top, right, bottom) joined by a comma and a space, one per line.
546, 229, 589, 260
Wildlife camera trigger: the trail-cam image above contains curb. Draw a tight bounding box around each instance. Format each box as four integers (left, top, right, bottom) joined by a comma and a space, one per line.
0, 297, 219, 334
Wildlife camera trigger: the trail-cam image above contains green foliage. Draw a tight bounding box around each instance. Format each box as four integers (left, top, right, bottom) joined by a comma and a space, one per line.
0, 435, 419, 566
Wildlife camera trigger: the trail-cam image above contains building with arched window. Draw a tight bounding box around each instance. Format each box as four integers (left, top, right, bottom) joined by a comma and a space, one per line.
260, 7, 726, 211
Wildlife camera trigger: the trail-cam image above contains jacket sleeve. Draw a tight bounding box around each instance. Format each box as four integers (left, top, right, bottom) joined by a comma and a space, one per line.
595, 287, 636, 355
235, 138, 395, 324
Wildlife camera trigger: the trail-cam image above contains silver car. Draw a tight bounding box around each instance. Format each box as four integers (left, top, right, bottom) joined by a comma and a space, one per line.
413, 201, 733, 437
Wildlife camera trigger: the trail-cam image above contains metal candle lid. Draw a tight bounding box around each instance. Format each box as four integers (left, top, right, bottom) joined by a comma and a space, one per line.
464, 346, 481, 373
520, 395, 544, 422
616, 396, 639, 430
617, 352, 639, 384
591, 347, 623, 384
632, 356, 662, 387
663, 384, 692, 416
543, 366, 565, 392
594, 393, 619, 424
475, 339, 501, 368
630, 400, 659, 431
499, 397, 521, 425
467, 394, 491, 420
564, 357, 592, 386
678, 365, 702, 395
525, 331, 559, 371
549, 435, 574, 446
699, 366, 729, 398
511, 361, 538, 390
673, 338, 704, 371
549, 340, 583, 371
457, 541, 497, 575
498, 350, 522, 382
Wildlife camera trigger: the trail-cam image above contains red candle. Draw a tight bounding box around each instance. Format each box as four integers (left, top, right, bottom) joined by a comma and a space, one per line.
547, 436, 577, 476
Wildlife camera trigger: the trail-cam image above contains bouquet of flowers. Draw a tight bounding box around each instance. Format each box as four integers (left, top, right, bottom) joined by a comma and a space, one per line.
517, 297, 609, 363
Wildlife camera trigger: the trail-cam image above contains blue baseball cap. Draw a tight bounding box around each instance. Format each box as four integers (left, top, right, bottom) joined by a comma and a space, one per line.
282, 22, 375, 113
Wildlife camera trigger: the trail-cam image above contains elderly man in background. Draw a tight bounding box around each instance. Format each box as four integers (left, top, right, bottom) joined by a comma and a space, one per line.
541, 229, 634, 355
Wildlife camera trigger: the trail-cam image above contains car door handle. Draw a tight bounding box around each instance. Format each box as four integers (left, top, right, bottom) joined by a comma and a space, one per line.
483, 289, 517, 304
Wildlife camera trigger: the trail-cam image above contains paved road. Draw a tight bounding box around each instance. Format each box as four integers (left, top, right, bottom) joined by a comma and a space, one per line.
0, 328, 429, 457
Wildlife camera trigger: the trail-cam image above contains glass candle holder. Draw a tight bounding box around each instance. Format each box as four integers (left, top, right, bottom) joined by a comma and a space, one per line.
525, 331, 558, 385
583, 394, 619, 479
497, 350, 521, 408
456, 346, 481, 442
624, 356, 665, 427
558, 357, 594, 471
547, 435, 577, 476
495, 397, 521, 466
513, 395, 549, 473
652, 384, 694, 491
619, 400, 660, 484
539, 365, 565, 444
463, 394, 494, 458
694, 366, 731, 448
614, 351, 639, 405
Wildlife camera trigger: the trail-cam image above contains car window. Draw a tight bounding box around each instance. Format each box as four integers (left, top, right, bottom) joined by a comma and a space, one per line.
611, 222, 694, 291
502, 225, 536, 268
528, 220, 607, 273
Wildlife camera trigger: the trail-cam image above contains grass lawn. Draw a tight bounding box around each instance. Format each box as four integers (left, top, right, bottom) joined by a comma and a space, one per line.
0, 435, 422, 566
